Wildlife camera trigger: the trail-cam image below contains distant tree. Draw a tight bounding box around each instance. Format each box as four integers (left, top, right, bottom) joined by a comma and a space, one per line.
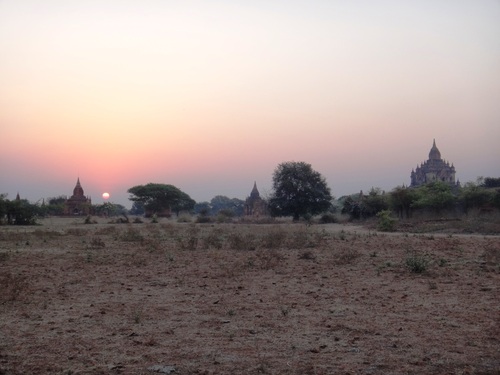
45, 195, 67, 216
482, 177, 500, 188
493, 189, 500, 209
362, 188, 389, 217
390, 186, 417, 219
127, 183, 194, 217
0, 194, 8, 224
3, 198, 40, 225
194, 201, 211, 215
341, 195, 363, 220
412, 181, 455, 214
172, 191, 196, 216
268, 161, 332, 221
129, 201, 145, 215
459, 182, 494, 214
93, 202, 127, 217
210, 195, 244, 216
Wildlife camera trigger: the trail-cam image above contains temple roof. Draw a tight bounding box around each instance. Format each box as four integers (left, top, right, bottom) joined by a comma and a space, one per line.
72, 178, 85, 197
250, 181, 260, 199
428, 139, 442, 161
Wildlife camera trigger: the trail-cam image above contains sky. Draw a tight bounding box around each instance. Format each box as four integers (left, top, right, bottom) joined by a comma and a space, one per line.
1, 0, 499, 208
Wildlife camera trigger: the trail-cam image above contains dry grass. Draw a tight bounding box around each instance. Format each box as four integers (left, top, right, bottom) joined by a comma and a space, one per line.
0, 218, 499, 374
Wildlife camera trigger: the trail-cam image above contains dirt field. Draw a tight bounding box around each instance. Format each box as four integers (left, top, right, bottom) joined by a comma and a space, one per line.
1, 217, 499, 374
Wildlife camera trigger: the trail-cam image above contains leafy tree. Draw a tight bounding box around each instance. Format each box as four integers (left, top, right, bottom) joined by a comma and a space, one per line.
363, 188, 389, 217
493, 189, 500, 209
0, 194, 8, 224
482, 177, 500, 188
390, 186, 417, 219
172, 191, 196, 216
412, 181, 455, 214
268, 161, 332, 221
2, 197, 41, 225
45, 196, 67, 216
93, 202, 128, 217
129, 201, 145, 215
194, 201, 211, 215
128, 183, 194, 217
459, 182, 493, 214
210, 195, 244, 216
341, 195, 363, 220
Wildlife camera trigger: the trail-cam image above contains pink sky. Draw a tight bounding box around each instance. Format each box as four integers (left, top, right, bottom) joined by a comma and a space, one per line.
1, 1, 499, 207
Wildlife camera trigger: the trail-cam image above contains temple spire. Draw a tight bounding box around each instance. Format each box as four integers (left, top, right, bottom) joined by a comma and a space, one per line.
429, 139, 441, 160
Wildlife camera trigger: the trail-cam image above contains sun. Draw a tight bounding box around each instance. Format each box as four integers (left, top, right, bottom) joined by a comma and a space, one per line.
102, 192, 110, 200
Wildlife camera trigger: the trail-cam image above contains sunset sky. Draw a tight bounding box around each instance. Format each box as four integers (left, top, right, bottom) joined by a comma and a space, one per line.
1, 1, 499, 208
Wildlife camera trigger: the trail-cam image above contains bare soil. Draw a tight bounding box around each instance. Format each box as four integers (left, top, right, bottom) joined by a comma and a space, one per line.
0, 218, 499, 374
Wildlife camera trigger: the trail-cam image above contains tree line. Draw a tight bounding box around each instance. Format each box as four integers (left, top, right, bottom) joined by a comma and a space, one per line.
1, 162, 499, 225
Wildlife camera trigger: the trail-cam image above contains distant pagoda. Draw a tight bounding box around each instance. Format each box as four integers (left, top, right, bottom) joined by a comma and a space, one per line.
410, 140, 459, 187
64, 178, 92, 215
244, 182, 268, 216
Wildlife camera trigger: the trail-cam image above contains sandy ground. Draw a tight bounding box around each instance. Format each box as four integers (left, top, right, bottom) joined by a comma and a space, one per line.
0, 218, 499, 374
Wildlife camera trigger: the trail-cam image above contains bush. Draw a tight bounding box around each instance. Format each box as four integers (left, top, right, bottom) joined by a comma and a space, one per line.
261, 227, 287, 249
227, 232, 257, 251
376, 210, 396, 232
178, 225, 200, 250
202, 228, 224, 249
405, 252, 430, 273
196, 215, 212, 223
319, 212, 337, 224
177, 214, 192, 223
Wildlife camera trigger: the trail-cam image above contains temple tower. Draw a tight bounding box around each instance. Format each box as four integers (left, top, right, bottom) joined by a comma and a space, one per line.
410, 140, 458, 187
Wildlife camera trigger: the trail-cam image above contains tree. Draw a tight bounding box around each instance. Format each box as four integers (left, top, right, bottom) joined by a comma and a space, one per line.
268, 161, 332, 221
194, 201, 211, 215
209, 195, 244, 216
363, 188, 389, 217
412, 181, 455, 214
482, 177, 500, 188
172, 191, 196, 216
93, 202, 128, 217
459, 182, 493, 214
129, 201, 145, 215
1, 196, 41, 225
45, 196, 67, 216
390, 186, 417, 219
128, 183, 194, 217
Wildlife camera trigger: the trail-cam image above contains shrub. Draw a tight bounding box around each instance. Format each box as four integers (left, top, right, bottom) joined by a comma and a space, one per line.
90, 237, 105, 249
177, 214, 192, 223
196, 215, 212, 224
334, 247, 360, 265
377, 210, 396, 232
255, 249, 284, 269
405, 252, 430, 273
202, 228, 224, 249
319, 212, 337, 224
121, 226, 144, 242
261, 227, 287, 249
178, 225, 200, 250
227, 232, 257, 251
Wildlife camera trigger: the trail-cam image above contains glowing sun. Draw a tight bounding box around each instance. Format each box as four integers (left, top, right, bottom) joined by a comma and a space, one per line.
102, 192, 110, 200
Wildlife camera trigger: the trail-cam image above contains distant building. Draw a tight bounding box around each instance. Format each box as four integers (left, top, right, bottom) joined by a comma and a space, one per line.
410, 140, 459, 187
244, 182, 268, 216
65, 178, 92, 215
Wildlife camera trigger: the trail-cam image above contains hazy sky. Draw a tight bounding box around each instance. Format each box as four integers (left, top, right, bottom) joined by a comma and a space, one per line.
1, 1, 499, 208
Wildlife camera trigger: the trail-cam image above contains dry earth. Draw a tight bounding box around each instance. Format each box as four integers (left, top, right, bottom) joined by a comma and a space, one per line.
0, 217, 499, 374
